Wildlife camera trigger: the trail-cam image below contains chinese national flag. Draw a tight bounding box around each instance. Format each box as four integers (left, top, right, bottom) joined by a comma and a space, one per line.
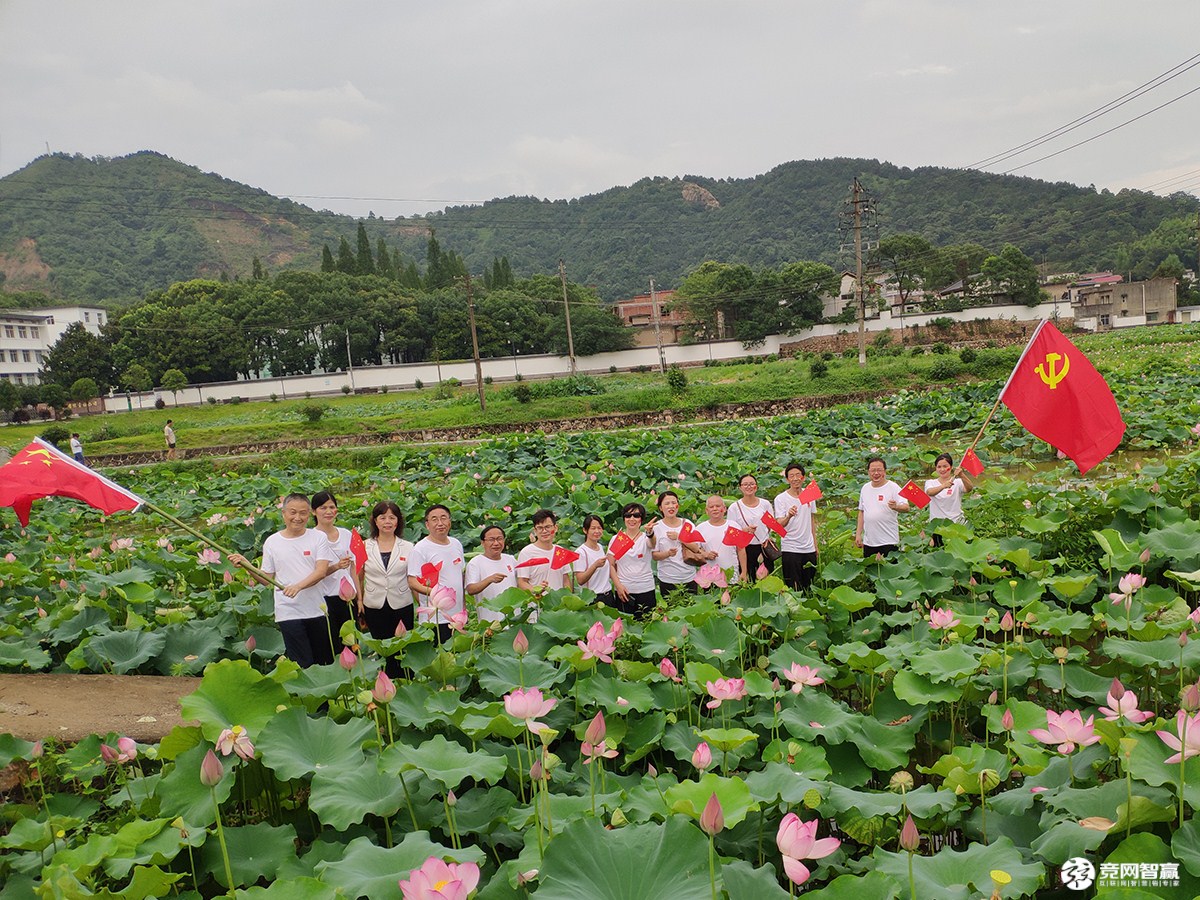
515, 556, 550, 569
760, 509, 787, 537
420, 561, 443, 586
609, 531, 635, 560
1001, 321, 1125, 474
960, 448, 985, 478
349, 529, 368, 576
898, 480, 932, 509
0, 439, 144, 525
550, 545, 580, 570
676, 521, 703, 544
722, 525, 754, 548
798, 481, 823, 504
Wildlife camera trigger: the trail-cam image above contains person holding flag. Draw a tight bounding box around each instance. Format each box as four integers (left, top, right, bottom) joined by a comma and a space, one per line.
573, 514, 613, 605
358, 500, 414, 674
516, 509, 574, 593
311, 490, 356, 643
407, 504, 466, 642
773, 463, 819, 590
729, 473, 774, 582
651, 490, 704, 596
466, 524, 518, 623
608, 502, 656, 615
695, 495, 740, 582
855, 457, 909, 559
924, 453, 974, 546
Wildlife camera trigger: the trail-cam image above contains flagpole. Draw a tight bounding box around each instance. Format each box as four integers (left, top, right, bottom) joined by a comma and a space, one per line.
962, 319, 1049, 459
141, 499, 283, 590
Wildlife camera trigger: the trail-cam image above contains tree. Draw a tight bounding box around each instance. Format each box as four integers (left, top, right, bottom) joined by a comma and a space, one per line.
161, 368, 187, 405
120, 363, 153, 408
355, 222, 375, 276
375, 238, 395, 279
320, 244, 336, 273
39, 383, 69, 418
70, 377, 99, 403
336, 238, 357, 275
877, 234, 933, 303
1153, 253, 1186, 281
980, 245, 1043, 306
251, 256, 266, 280
924, 243, 990, 292
0, 380, 18, 415
39, 323, 114, 393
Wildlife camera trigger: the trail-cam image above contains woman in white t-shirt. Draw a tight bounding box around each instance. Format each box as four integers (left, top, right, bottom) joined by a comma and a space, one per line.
466, 525, 518, 623
608, 502, 656, 616
855, 456, 909, 558
729, 473, 774, 582
651, 490, 703, 596
311, 490, 355, 644
925, 452, 974, 546
573, 515, 613, 604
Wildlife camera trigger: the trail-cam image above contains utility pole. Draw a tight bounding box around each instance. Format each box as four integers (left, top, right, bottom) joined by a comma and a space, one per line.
840, 178, 878, 368
345, 327, 356, 391
652, 277, 672, 372
559, 259, 577, 375
465, 273, 486, 411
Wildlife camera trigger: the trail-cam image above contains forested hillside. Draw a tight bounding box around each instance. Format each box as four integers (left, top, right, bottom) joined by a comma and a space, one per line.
0, 151, 1196, 303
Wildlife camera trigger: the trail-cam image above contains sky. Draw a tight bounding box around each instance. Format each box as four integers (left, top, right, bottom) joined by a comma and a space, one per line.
3, 1, 1200, 220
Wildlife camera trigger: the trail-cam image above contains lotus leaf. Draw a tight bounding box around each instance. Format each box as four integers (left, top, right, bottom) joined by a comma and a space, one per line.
381, 733, 507, 791
315, 832, 483, 900
870, 836, 1043, 899
180, 659, 290, 742
257, 707, 374, 780
201, 821, 296, 888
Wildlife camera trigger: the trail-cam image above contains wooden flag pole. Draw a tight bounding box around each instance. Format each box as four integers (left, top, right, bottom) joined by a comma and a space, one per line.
141, 499, 284, 590
961, 319, 1048, 462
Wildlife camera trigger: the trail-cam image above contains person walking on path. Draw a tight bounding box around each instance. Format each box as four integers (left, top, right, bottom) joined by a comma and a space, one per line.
164, 420, 177, 460
70, 433, 86, 465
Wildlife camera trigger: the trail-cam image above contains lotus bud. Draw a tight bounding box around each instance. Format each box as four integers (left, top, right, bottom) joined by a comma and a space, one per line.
529, 760, 544, 781
692, 742, 712, 772
647, 763, 657, 778
245, 635, 256, 653
720, 590, 731, 605
699, 792, 724, 835
394, 619, 407, 638
1000, 611, 1014, 632
987, 690, 999, 705
446, 789, 457, 807
373, 671, 396, 704
338, 579, 356, 602
772, 677, 781, 692
889, 771, 914, 792
200, 749, 224, 787
1183, 682, 1200, 713
339, 646, 357, 670
1140, 548, 1151, 564
659, 657, 678, 680
584, 711, 606, 746
1181, 632, 1190, 648
1108, 678, 1125, 701
31, 741, 43, 759
513, 628, 529, 657
100, 743, 118, 764
610, 808, 628, 828
899, 814, 920, 852
1001, 708, 1014, 731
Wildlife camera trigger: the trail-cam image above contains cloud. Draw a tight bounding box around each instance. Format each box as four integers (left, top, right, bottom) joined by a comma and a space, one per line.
894, 63, 954, 77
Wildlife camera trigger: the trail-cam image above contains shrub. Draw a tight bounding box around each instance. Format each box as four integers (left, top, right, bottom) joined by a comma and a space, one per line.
88, 423, 118, 442
959, 347, 978, 364
299, 403, 327, 423
666, 366, 688, 393
40, 425, 70, 447
910, 346, 925, 357
841, 348, 856, 359
929, 358, 961, 380
931, 342, 950, 355
821, 351, 834, 361
304, 391, 312, 399
514, 373, 524, 382
609, 365, 618, 373
230, 396, 244, 404
513, 382, 532, 403
154, 398, 166, 410
341, 385, 352, 395
414, 379, 423, 390
810, 360, 828, 379
207, 396, 218, 405
12, 408, 29, 423
269, 393, 279, 402
434, 382, 455, 401
483, 376, 493, 385
931, 317, 955, 330
380, 385, 389, 394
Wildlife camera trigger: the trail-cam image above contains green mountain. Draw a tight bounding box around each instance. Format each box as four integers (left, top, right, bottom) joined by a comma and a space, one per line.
1, 151, 1196, 304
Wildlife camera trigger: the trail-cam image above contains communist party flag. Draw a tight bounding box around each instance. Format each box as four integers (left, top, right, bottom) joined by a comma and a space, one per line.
0, 438, 143, 525
349, 529, 368, 576
550, 545, 580, 570
1000, 321, 1125, 474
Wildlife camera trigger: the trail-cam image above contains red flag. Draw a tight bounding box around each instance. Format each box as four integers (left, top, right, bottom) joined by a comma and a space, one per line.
798, 481, 823, 504
898, 480, 932, 510
676, 521, 703, 544
722, 525, 754, 548
0, 439, 143, 526
420, 561, 443, 586
1000, 321, 1125, 474
960, 448, 985, 478
349, 529, 368, 576
760, 509, 787, 538
609, 531, 635, 560
515, 556, 550, 569
550, 545, 580, 570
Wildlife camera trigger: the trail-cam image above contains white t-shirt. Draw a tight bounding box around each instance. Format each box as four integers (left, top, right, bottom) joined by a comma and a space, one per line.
261, 530, 339, 622
516, 543, 570, 590
70, 437, 83, 455
858, 480, 905, 547
466, 553, 517, 623
608, 531, 653, 593
651, 519, 697, 585
573, 543, 611, 594
773, 491, 817, 554
164, 424, 175, 444
695, 520, 740, 578
408, 536, 466, 624
926, 478, 966, 523
729, 499, 769, 545
316, 526, 355, 598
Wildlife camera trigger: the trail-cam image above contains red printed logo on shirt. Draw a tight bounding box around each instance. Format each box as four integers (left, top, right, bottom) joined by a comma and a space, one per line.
303, 550, 311, 555
876, 495, 884, 502
453, 558, 462, 565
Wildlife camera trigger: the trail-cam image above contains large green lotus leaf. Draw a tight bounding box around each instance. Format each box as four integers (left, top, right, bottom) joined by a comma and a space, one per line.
803, 871, 902, 899
1143, 519, 1200, 567
1102, 833, 1200, 898
1025, 605, 1093, 636
827, 641, 889, 672
506, 793, 598, 831
1166, 568, 1200, 591
944, 536, 1001, 567
0, 733, 35, 767
1125, 730, 1200, 807
824, 784, 956, 819
1171, 819, 1200, 877
83, 628, 166, 674
856, 714, 921, 770
1102, 636, 1200, 670
1030, 820, 1109, 865
891, 670, 964, 704
309, 764, 407, 830
683, 660, 725, 692
907, 644, 982, 682
870, 837, 1043, 900
387, 682, 438, 727
282, 662, 354, 700
1021, 510, 1069, 535
1033, 662, 1115, 704
1112, 795, 1175, 833
180, 659, 291, 742
457, 708, 527, 742
238, 877, 340, 900
575, 672, 657, 713
779, 693, 860, 744
477, 652, 565, 696
664, 773, 757, 829
1093, 528, 1144, 572
315, 832, 483, 900
257, 707, 374, 780
381, 733, 507, 791
200, 822, 296, 888
827, 585, 876, 613
622, 711, 667, 764
688, 616, 742, 660
535, 817, 714, 900
533, 608, 594, 642
744, 764, 828, 805
152, 620, 228, 675
450, 785, 519, 835
721, 859, 790, 900
908, 567, 956, 598
0, 639, 51, 670
154, 743, 234, 826
0, 818, 53, 852
637, 619, 689, 659
698, 727, 757, 753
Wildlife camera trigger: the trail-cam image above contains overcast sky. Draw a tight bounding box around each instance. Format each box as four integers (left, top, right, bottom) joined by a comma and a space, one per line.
3, 1, 1199, 220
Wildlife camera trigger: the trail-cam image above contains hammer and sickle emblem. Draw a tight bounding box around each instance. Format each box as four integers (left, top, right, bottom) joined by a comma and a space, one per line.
1035, 352, 1069, 389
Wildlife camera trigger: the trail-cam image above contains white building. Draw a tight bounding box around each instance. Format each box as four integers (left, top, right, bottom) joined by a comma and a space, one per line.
0, 305, 108, 385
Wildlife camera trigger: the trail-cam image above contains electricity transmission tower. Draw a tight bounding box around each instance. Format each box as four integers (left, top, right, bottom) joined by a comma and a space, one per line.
839, 178, 879, 367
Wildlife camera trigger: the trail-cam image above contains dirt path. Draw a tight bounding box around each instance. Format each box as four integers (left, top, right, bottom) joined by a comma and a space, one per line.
0, 674, 200, 742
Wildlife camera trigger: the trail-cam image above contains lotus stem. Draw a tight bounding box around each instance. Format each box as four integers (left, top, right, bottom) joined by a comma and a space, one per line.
1181, 715, 1189, 829
708, 832, 717, 900
210, 787, 236, 897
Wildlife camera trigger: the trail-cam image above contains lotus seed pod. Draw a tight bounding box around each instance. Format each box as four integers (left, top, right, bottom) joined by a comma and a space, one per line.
803, 788, 823, 809
889, 771, 914, 792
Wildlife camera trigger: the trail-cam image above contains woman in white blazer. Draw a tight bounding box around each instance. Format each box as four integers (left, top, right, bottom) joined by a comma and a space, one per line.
357, 500, 414, 675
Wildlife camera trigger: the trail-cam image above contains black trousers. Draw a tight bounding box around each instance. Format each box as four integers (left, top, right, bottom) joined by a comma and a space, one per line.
278, 615, 336, 668
781, 551, 818, 590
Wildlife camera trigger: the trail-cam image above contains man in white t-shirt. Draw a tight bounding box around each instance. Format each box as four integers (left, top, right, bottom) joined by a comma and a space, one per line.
407, 504, 466, 636
466, 525, 518, 623
695, 495, 740, 581
516, 509, 572, 592
774, 463, 818, 590
855, 457, 909, 558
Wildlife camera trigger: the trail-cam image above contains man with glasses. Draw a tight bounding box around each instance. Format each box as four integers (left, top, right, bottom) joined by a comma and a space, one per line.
517, 509, 573, 592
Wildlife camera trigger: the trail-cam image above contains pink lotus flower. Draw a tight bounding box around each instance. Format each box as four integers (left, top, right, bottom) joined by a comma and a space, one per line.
373, 671, 396, 704
513, 629, 529, 657
222, 569, 234, 584
928, 607, 960, 630
1109, 571, 1147, 610
197, 548, 221, 565
1002, 708, 1015, 731
1193, 422, 1200, 437
899, 813, 920, 852
581, 715, 618, 765
1099, 678, 1152, 725
756, 563, 769, 579
399, 857, 480, 900
609, 618, 623, 641
245, 635, 256, 653
1000, 611, 1014, 632
1157, 709, 1200, 764
339, 647, 358, 670
776, 813, 841, 886
1190, 607, 1200, 626
216, 725, 255, 760
200, 749, 224, 787
781, 664, 824, 695
395, 619, 408, 638
338, 578, 356, 602
577, 621, 616, 664
1139, 548, 1151, 564
1029, 709, 1102, 754
101, 736, 138, 764
584, 711, 606, 745
694, 563, 727, 590
700, 793, 724, 835
447, 611, 469, 634
705, 677, 747, 709
110, 538, 134, 551
88, 546, 104, 559
504, 687, 556, 734
720, 590, 731, 605
419, 585, 458, 617
692, 742, 712, 772
659, 657, 681, 682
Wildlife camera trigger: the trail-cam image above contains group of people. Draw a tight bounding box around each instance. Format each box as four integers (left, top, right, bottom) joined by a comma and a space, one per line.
229, 454, 974, 669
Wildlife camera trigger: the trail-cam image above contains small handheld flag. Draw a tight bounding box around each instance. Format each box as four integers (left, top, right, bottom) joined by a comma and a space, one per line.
349, 529, 368, 576
516, 556, 550, 569
722, 525, 754, 548
760, 509, 788, 538
960, 448, 985, 478
550, 546, 580, 570
798, 481, 823, 504
676, 521, 703, 544
609, 531, 635, 560
898, 480, 932, 510
420, 561, 443, 587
